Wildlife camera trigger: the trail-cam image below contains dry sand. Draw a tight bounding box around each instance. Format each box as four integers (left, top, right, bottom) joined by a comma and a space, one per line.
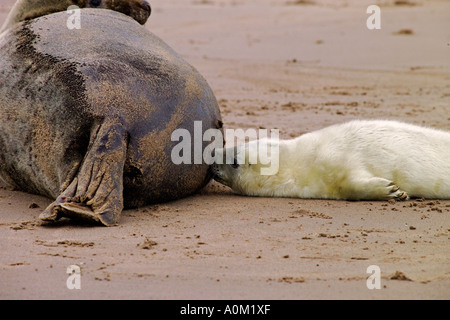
0, 0, 449, 300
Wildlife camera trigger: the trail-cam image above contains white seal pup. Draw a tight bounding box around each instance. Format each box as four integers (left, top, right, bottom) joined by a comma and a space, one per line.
211, 120, 450, 200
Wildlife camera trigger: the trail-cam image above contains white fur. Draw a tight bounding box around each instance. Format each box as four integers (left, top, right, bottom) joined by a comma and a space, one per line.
212, 120, 450, 200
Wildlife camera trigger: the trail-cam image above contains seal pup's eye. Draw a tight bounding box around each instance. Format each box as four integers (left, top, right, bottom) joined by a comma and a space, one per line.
89, 0, 102, 7
231, 158, 240, 169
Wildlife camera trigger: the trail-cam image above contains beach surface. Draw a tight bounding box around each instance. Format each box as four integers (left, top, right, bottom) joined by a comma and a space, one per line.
0, 0, 449, 299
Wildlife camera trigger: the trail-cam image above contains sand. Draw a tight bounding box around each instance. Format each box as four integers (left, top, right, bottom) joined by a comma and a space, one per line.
0, 0, 449, 300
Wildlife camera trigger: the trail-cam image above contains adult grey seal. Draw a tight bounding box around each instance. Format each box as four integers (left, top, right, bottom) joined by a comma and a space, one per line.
0, 1, 222, 226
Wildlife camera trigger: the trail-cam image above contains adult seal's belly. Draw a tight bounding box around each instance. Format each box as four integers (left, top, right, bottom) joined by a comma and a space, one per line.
0, 9, 222, 226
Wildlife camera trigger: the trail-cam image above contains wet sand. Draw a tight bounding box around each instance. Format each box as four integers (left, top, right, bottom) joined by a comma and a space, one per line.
0, 0, 449, 299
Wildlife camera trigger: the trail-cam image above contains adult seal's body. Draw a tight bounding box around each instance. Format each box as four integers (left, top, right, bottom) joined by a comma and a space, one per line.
0, 2, 222, 226
211, 120, 450, 201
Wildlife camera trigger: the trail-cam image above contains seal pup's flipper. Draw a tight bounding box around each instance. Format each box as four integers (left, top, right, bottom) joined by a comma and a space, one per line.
344, 174, 409, 201
40, 120, 128, 226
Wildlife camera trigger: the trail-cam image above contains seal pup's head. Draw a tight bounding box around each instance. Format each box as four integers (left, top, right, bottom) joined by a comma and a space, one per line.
210, 139, 281, 197
1, 0, 151, 33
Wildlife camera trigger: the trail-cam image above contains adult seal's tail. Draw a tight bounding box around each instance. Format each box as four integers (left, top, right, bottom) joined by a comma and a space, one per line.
0, 1, 222, 226
0, 0, 151, 34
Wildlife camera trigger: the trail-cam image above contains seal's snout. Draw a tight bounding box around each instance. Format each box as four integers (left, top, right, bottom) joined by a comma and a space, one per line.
209, 163, 228, 186
208, 163, 221, 181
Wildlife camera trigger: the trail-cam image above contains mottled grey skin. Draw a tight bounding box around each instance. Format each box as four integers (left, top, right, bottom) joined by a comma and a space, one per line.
0, 9, 222, 226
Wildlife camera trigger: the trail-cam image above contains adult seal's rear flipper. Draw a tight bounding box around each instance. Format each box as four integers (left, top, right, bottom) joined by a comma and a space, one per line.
40, 120, 128, 226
